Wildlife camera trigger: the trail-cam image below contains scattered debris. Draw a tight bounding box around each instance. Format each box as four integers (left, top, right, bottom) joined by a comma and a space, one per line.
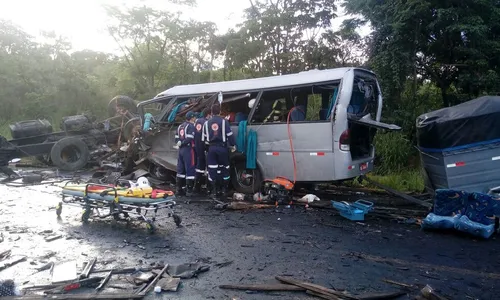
95, 270, 113, 291
226, 202, 275, 211
44, 234, 63, 242
52, 261, 78, 284
220, 283, 305, 292
420, 285, 448, 300
137, 264, 168, 296
167, 263, 209, 279
80, 258, 96, 279
298, 194, 320, 203
0, 256, 26, 272
157, 276, 181, 292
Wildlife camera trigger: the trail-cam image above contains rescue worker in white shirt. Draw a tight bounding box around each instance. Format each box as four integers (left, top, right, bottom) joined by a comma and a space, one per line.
174, 111, 197, 197
202, 103, 236, 199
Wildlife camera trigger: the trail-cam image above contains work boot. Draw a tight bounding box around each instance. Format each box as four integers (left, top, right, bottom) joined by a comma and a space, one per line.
210, 182, 219, 200
175, 177, 186, 197
221, 180, 229, 199
185, 179, 194, 197
193, 178, 202, 195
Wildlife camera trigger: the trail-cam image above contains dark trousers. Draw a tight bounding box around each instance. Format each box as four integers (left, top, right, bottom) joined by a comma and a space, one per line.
207, 145, 230, 184
176, 147, 196, 180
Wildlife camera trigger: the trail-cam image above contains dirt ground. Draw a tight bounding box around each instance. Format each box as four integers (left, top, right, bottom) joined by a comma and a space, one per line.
0, 180, 499, 300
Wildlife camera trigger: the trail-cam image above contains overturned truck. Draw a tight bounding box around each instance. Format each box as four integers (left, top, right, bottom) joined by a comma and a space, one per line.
131, 68, 401, 193
3, 96, 141, 171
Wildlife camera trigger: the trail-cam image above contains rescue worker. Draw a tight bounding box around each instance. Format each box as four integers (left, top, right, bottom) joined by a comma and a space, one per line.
193, 107, 212, 195
202, 103, 236, 198
175, 111, 197, 196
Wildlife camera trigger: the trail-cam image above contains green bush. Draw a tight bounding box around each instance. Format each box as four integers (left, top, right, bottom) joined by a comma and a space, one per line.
374, 131, 415, 175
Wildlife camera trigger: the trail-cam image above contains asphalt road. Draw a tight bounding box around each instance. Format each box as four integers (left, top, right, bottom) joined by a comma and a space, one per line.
0, 182, 499, 300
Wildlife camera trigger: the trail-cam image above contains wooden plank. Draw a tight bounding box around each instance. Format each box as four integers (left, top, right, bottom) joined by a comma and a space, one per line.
362, 176, 432, 208
138, 264, 168, 296
382, 279, 416, 290
96, 270, 113, 291
276, 276, 358, 300
0, 256, 26, 272
80, 258, 97, 279
219, 283, 305, 292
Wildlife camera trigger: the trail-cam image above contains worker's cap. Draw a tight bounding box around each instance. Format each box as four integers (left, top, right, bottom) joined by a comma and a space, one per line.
186, 111, 196, 119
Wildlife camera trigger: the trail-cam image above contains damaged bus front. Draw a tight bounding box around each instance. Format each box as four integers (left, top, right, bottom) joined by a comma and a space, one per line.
137, 68, 400, 193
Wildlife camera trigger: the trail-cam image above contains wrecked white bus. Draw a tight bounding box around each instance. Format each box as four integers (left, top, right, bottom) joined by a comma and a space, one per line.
137, 67, 400, 193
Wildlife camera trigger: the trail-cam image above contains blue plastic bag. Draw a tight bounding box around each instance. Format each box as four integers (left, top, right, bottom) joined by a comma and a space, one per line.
454, 215, 495, 239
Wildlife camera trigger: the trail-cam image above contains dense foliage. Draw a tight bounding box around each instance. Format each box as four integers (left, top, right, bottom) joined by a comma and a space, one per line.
1, 0, 499, 177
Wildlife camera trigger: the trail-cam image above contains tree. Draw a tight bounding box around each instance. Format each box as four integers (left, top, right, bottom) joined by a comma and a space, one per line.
236, 0, 338, 75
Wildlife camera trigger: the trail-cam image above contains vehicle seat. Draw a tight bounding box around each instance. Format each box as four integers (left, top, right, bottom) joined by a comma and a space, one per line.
319, 109, 329, 120
290, 106, 306, 121
235, 112, 248, 123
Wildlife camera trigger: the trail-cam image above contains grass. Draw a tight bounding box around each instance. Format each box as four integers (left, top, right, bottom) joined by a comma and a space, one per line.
348, 170, 425, 193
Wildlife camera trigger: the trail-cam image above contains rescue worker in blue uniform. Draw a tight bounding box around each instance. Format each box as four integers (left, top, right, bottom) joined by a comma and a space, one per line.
175, 111, 197, 196
193, 107, 212, 195
202, 103, 236, 198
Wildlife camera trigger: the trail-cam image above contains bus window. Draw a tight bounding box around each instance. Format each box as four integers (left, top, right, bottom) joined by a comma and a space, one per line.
251, 84, 338, 124
221, 92, 259, 125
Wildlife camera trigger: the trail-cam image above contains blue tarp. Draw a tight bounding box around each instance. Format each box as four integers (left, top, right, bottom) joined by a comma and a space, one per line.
246, 129, 257, 169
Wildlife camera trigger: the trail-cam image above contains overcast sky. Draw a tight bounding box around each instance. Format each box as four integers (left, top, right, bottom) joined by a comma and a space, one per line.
0, 0, 369, 54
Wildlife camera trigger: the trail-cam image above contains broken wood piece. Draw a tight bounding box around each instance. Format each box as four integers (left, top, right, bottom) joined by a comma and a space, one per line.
95, 267, 151, 274
276, 276, 358, 300
0, 249, 11, 260
96, 270, 113, 291
0, 293, 145, 299
358, 291, 407, 300
0, 256, 26, 272
138, 264, 168, 296
227, 201, 275, 210
45, 234, 63, 242
219, 283, 305, 292
80, 258, 96, 279
134, 272, 155, 284
382, 279, 416, 290
306, 290, 341, 300
158, 276, 181, 292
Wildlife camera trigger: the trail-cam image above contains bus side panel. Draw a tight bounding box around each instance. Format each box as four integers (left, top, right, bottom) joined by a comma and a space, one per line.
148, 128, 178, 171
247, 122, 335, 181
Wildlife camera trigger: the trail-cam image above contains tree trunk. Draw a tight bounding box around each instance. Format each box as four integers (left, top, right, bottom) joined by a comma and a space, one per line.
441, 84, 450, 107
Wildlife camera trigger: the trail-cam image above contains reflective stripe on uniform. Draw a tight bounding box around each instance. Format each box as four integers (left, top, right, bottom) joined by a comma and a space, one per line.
195, 169, 205, 173
186, 134, 194, 138
175, 135, 179, 138
176, 174, 186, 178
186, 176, 195, 180
208, 165, 218, 169
222, 119, 226, 143
227, 131, 233, 136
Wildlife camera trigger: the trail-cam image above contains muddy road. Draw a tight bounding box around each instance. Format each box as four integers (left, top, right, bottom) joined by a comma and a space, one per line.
0, 182, 499, 299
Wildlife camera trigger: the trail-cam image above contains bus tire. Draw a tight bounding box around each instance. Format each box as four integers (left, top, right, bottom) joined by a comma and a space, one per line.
230, 160, 262, 194
50, 137, 90, 171
107, 95, 138, 117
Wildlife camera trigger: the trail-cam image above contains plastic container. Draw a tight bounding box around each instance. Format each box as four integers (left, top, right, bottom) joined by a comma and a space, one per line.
60, 115, 92, 132
331, 199, 374, 221
9, 119, 53, 139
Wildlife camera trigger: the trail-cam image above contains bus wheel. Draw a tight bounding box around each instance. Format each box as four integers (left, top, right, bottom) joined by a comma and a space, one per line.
231, 160, 262, 194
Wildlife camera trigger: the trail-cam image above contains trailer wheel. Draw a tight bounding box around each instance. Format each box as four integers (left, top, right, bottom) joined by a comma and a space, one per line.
50, 137, 90, 171
108, 95, 138, 117
230, 160, 262, 194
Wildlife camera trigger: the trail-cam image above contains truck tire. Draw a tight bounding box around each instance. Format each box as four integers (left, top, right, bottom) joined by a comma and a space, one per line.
108, 95, 138, 117
230, 160, 262, 194
50, 137, 90, 171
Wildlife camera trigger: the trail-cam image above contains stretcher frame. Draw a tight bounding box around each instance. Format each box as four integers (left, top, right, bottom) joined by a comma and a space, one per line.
57, 183, 181, 233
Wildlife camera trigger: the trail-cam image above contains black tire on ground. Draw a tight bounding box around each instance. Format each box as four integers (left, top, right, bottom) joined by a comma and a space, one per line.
230, 160, 262, 194
50, 137, 90, 171
107, 95, 138, 117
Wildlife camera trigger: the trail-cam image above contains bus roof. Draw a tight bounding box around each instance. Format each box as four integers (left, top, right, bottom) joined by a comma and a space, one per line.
156, 67, 374, 97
